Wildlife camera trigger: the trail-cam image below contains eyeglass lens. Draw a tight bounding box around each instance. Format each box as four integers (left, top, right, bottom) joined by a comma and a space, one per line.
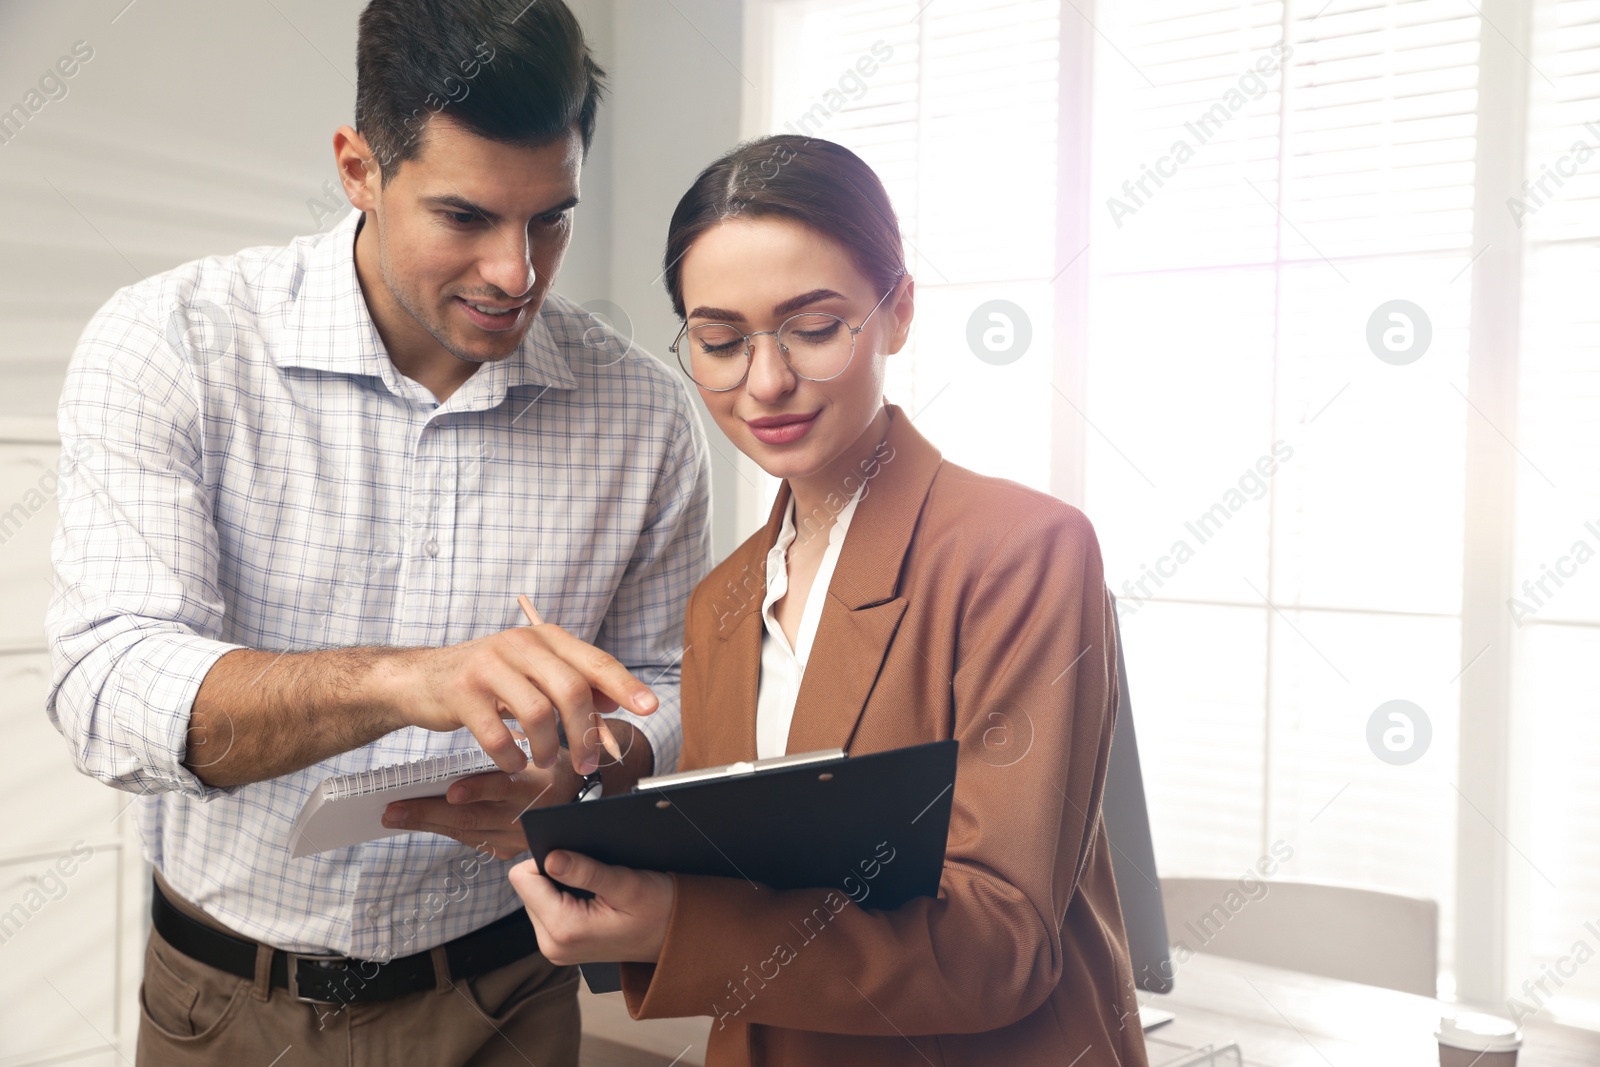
683, 313, 852, 390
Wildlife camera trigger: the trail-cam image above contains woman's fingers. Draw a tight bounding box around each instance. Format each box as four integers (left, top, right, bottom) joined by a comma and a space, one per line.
512, 852, 611, 966
510, 859, 564, 946
542, 849, 617, 897
510, 852, 674, 964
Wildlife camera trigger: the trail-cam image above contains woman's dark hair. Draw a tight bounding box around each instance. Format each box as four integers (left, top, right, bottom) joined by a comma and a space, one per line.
355, 0, 605, 185
663, 136, 908, 319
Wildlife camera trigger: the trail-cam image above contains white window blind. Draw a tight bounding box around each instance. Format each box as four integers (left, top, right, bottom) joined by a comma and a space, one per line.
758, 0, 1600, 1026
758, 0, 1060, 493
1509, 0, 1600, 1030
1087, 0, 1482, 990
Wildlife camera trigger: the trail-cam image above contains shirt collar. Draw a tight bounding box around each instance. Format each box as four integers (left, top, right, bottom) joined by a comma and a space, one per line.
274, 209, 579, 402
761, 478, 867, 617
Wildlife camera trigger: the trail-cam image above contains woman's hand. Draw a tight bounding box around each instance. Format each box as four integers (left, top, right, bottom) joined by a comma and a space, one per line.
510, 851, 675, 965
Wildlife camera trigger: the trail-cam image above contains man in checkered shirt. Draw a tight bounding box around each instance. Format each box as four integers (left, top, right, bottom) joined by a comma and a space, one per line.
44, 1, 712, 1062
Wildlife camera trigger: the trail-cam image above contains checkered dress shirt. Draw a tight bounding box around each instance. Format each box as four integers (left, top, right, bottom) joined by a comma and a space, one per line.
45, 208, 712, 956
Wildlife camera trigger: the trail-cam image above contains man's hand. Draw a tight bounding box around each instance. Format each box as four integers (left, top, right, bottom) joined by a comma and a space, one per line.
382, 762, 579, 860
380, 621, 658, 778
183, 626, 659, 790
380, 720, 655, 860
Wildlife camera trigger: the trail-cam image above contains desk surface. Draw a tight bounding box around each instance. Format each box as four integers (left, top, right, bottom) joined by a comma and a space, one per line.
1147, 953, 1600, 1066
576, 952, 1600, 1067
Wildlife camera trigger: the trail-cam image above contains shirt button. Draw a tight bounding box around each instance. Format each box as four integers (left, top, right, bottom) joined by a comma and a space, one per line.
425, 538, 439, 557
366, 903, 385, 919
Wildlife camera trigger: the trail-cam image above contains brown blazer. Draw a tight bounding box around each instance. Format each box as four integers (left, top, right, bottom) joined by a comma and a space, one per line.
621, 405, 1149, 1067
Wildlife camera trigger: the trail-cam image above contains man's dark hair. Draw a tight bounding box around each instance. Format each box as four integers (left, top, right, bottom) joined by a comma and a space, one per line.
355, 0, 605, 185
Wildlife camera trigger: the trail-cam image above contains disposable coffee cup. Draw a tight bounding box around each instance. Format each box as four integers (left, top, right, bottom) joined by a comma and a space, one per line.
1436, 1011, 1521, 1067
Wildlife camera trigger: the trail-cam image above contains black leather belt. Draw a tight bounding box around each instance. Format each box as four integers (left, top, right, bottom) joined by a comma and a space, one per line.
151, 878, 539, 1004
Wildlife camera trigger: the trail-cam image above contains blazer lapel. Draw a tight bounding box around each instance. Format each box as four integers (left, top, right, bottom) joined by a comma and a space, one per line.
785, 405, 943, 755
785, 597, 908, 754
700, 601, 762, 765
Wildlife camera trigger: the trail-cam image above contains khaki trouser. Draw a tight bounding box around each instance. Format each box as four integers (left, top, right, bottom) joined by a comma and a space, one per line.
137, 874, 581, 1067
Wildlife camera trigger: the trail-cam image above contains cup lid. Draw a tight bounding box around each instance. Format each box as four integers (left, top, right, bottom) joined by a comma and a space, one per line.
1436, 1011, 1523, 1052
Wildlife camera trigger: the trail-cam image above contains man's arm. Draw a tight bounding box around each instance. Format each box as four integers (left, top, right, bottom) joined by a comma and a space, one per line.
48, 295, 247, 800
187, 373, 714, 796
47, 294, 656, 800
184, 631, 659, 789
182, 647, 399, 786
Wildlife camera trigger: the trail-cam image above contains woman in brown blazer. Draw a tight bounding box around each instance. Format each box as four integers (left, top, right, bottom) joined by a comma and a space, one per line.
511, 135, 1150, 1067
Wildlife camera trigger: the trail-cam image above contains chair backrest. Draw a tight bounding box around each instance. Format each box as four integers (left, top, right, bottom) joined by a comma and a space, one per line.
1100, 603, 1174, 994
1159, 877, 1439, 996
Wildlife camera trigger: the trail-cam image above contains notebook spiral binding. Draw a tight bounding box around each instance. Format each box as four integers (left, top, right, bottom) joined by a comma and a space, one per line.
324, 738, 533, 800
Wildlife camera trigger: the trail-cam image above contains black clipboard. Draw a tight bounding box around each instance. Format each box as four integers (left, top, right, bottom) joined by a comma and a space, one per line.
518, 739, 958, 993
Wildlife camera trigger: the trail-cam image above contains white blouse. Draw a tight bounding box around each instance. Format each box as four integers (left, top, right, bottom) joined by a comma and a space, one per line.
754, 482, 866, 759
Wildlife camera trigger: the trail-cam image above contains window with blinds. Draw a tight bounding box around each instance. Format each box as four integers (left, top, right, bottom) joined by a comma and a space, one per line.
756, 0, 1600, 1026
1086, 0, 1483, 992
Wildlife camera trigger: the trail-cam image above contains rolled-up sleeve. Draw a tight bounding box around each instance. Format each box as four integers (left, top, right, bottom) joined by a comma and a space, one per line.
595, 387, 714, 777
46, 292, 244, 799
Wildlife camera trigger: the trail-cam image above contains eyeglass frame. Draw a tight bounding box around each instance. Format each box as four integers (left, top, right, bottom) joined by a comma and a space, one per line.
668, 273, 907, 393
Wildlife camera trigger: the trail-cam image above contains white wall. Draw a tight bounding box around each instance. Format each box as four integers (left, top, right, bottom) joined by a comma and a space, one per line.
1, 5, 369, 1060
0, 0, 365, 419
0, 2, 746, 1061
0, 0, 753, 555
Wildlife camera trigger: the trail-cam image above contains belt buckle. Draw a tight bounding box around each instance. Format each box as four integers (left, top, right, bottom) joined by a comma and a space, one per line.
286, 951, 358, 1004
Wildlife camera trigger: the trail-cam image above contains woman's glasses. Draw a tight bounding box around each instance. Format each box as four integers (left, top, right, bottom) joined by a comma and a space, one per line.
670, 276, 905, 392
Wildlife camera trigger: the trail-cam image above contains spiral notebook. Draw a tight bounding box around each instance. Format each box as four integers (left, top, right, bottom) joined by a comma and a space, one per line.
288, 739, 530, 859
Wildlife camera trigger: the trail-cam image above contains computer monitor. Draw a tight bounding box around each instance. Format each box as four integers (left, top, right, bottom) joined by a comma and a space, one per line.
1100, 600, 1175, 999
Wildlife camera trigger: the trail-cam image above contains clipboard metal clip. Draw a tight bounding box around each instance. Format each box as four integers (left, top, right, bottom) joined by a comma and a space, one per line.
635, 747, 847, 791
